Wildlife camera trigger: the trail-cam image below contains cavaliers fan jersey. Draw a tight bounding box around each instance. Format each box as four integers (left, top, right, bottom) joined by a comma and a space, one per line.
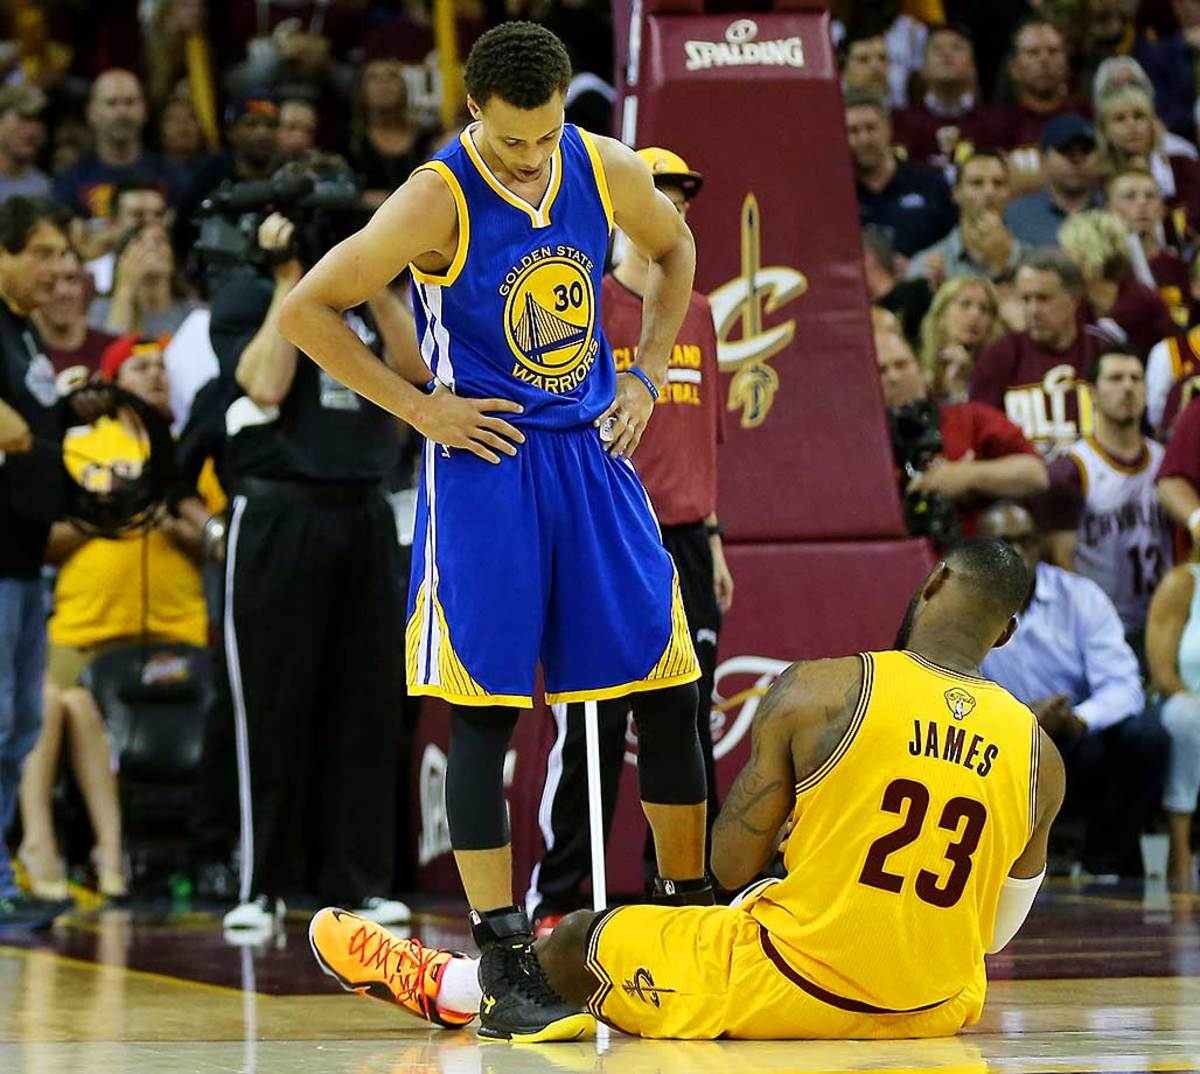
987, 100, 1090, 181
601, 275, 722, 526
1148, 249, 1192, 329
1147, 326, 1200, 436
1065, 437, 1171, 632
408, 123, 615, 431
749, 651, 1038, 1015
969, 331, 1096, 459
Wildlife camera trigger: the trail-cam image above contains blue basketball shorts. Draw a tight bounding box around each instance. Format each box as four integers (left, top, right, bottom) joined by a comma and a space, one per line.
404, 426, 699, 708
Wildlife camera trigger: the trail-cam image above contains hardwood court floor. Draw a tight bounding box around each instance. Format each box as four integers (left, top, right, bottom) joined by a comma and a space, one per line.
4, 882, 1200, 1074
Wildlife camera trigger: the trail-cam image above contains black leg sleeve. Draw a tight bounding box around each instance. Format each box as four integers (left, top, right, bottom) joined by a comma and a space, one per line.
630, 681, 705, 806
446, 705, 520, 851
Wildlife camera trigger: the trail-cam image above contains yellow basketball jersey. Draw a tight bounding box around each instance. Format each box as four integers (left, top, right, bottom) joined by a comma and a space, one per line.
748, 650, 1038, 1014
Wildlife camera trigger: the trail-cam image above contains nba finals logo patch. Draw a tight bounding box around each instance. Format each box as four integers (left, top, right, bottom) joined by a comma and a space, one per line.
500, 244, 599, 393
945, 687, 976, 721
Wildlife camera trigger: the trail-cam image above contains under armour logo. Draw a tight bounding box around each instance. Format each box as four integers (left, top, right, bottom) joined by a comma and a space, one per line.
482, 994, 497, 1014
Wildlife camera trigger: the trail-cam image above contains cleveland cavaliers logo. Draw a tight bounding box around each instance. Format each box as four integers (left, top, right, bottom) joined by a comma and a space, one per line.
708, 193, 807, 428
945, 688, 976, 721
501, 245, 599, 394
622, 967, 675, 1007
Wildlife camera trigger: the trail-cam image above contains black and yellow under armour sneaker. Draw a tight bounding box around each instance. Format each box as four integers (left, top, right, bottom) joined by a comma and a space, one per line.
470, 906, 595, 1042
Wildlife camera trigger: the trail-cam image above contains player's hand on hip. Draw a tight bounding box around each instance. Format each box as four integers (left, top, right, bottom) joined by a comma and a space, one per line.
596, 371, 656, 457
418, 385, 525, 464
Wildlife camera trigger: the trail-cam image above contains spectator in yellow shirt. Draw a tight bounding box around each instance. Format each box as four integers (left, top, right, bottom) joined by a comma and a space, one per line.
18, 335, 212, 899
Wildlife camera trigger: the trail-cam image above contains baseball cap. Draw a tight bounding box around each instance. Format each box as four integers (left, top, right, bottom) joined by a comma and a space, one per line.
1040, 113, 1096, 153
636, 147, 704, 199
100, 334, 168, 382
0, 84, 47, 119
224, 90, 279, 127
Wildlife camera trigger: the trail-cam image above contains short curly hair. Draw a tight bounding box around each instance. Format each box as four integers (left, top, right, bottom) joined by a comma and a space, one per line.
465, 22, 572, 110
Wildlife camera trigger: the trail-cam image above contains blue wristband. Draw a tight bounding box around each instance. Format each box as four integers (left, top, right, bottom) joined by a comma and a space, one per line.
624, 366, 659, 402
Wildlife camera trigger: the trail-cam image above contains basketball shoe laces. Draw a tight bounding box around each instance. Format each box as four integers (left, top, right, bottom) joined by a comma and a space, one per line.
347, 923, 441, 1017
513, 944, 563, 1007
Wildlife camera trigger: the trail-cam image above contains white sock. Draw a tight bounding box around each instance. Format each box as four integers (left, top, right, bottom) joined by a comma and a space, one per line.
438, 956, 482, 1013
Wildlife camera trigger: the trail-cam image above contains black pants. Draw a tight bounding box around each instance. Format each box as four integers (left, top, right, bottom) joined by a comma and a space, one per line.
1056, 712, 1169, 877
526, 522, 721, 916
224, 483, 403, 904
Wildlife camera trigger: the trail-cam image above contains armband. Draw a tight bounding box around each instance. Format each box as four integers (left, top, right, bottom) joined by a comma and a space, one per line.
624, 366, 659, 402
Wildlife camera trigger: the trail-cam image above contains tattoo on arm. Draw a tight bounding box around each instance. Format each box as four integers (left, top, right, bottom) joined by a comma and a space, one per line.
716, 773, 790, 836
713, 663, 801, 839
793, 675, 863, 786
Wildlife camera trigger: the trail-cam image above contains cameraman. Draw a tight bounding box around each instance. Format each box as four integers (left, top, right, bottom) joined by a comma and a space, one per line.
876, 328, 1049, 540
211, 154, 423, 932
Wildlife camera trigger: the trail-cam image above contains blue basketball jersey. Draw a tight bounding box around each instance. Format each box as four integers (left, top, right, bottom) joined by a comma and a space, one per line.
409, 123, 617, 431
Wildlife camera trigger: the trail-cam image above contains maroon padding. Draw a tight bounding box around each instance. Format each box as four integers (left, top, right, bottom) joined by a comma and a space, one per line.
615, 9, 903, 541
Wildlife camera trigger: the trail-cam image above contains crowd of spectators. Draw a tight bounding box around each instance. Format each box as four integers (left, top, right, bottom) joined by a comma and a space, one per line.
12, 0, 1200, 922
855, 0, 1200, 891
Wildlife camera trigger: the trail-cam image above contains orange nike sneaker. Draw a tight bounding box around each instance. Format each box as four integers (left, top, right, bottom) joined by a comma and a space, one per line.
308, 908, 475, 1028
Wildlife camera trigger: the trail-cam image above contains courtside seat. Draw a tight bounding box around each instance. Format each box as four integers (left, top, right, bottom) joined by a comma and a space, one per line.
81, 642, 214, 884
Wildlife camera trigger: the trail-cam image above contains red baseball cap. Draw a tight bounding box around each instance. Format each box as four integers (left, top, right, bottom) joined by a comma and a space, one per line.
99, 334, 168, 382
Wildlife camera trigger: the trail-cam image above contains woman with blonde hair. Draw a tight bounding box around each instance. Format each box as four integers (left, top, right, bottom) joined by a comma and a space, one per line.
1095, 83, 1200, 233
918, 276, 1004, 402
1059, 208, 1176, 357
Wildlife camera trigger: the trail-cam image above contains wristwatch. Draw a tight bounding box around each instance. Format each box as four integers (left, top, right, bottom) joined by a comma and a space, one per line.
705, 522, 724, 539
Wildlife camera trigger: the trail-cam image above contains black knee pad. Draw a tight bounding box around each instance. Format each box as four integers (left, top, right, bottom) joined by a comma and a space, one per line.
631, 682, 706, 805
447, 706, 520, 851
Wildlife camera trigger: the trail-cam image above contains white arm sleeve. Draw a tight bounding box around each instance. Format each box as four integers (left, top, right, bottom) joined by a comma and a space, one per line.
987, 869, 1045, 954
1146, 339, 1173, 432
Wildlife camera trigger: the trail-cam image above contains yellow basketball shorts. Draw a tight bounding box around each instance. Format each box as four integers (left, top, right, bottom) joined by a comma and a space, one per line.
584, 904, 985, 1040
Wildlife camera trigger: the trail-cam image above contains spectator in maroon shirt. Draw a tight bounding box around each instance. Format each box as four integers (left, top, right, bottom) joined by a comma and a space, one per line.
877, 327, 1048, 537
1157, 396, 1200, 553
991, 19, 1091, 195
970, 249, 1101, 458
1096, 84, 1200, 236
1145, 255, 1200, 436
32, 249, 117, 391
1059, 209, 1177, 360
1107, 167, 1193, 329
893, 24, 991, 173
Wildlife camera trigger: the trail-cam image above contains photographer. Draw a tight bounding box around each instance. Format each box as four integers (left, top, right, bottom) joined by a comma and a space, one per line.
210, 154, 421, 932
877, 327, 1049, 544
